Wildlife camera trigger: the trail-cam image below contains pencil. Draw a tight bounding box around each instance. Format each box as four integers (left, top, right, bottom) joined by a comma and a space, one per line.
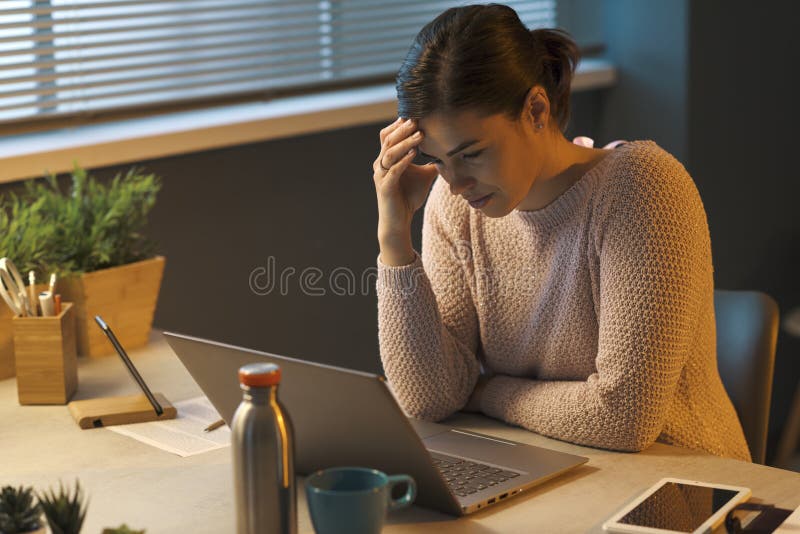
28, 271, 37, 316
203, 419, 225, 432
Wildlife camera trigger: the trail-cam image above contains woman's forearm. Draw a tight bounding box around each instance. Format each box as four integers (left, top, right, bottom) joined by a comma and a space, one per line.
377, 256, 481, 421
378, 224, 416, 267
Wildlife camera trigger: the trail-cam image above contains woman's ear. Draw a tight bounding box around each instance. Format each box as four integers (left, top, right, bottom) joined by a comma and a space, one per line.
522, 85, 550, 131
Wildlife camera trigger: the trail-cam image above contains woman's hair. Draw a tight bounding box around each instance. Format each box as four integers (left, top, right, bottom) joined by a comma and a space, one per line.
396, 4, 580, 132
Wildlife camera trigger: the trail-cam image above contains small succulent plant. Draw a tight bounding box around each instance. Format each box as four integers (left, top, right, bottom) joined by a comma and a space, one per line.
37, 480, 88, 534
0, 485, 43, 533
101, 524, 146, 534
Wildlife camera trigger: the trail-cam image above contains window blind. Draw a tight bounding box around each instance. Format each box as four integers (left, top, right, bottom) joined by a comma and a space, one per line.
0, 1, 556, 125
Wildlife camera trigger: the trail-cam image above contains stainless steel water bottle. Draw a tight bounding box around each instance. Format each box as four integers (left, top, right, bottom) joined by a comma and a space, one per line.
232, 362, 297, 534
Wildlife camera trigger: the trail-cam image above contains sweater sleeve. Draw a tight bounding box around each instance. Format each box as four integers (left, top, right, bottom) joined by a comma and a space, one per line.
481, 147, 709, 452
377, 178, 482, 421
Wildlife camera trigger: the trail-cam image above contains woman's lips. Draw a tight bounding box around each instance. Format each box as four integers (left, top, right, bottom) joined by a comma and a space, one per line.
468, 193, 493, 208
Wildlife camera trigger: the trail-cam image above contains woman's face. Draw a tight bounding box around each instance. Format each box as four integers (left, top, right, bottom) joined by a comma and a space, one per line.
417, 109, 546, 217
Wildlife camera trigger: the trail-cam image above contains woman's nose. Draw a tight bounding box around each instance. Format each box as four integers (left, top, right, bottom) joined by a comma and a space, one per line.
445, 173, 475, 196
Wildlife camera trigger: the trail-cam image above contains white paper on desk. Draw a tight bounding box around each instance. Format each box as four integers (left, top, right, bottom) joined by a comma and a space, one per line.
107, 396, 231, 457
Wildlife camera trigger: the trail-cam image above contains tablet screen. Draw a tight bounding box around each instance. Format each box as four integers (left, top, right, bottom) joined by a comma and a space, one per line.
618, 481, 740, 532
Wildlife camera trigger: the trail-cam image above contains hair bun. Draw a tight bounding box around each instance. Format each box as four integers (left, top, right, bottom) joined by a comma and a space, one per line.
528, 27, 580, 130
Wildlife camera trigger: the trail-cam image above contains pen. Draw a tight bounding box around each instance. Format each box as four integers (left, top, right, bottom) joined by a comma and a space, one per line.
28, 271, 37, 316
48, 273, 56, 294
204, 419, 225, 432
54, 294, 62, 315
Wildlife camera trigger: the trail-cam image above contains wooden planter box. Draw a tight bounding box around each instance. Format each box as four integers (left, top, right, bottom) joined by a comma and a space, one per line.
0, 303, 14, 379
59, 256, 165, 358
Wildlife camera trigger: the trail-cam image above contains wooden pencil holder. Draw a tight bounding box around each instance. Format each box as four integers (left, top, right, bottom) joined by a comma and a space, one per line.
12, 302, 78, 405
2, 282, 50, 379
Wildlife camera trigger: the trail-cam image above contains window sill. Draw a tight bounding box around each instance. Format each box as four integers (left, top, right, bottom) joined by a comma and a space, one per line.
0, 59, 616, 185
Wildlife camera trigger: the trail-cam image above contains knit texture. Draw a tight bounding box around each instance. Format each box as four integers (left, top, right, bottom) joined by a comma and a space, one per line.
376, 140, 751, 461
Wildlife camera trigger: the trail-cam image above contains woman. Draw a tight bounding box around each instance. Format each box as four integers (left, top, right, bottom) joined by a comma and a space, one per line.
372, 4, 750, 461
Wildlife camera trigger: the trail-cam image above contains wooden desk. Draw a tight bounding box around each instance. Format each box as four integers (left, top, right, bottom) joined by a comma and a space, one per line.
2, 333, 798, 533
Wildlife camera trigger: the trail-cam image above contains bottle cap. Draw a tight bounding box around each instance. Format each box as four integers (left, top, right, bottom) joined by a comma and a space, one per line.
238, 363, 281, 387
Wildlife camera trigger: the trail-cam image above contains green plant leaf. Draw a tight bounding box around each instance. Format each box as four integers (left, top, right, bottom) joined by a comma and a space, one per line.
0, 163, 161, 276
0, 485, 43, 533
37, 480, 88, 534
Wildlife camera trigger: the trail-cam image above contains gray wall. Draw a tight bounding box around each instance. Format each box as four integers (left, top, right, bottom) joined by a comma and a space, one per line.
596, 0, 689, 161
131, 125, 388, 374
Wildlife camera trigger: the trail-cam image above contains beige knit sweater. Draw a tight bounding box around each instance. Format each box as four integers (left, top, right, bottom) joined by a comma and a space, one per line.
376, 140, 751, 461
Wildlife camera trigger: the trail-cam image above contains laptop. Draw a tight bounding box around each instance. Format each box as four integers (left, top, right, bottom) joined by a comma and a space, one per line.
164, 331, 589, 516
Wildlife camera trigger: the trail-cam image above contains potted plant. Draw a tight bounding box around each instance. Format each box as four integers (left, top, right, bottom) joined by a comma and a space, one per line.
38, 480, 88, 534
0, 485, 46, 534
0, 165, 164, 358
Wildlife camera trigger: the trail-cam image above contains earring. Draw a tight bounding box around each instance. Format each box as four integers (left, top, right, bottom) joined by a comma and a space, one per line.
535, 123, 544, 130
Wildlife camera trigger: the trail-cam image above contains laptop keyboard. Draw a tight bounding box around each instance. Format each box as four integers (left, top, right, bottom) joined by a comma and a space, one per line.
431, 453, 521, 498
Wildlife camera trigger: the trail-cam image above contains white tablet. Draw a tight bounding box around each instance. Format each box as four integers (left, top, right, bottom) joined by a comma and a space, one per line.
602, 478, 751, 534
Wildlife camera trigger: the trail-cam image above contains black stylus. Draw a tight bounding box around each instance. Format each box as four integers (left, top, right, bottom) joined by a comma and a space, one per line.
94, 315, 163, 416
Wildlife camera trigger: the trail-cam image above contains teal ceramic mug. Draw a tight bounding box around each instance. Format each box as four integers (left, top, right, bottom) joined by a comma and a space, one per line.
305, 466, 416, 534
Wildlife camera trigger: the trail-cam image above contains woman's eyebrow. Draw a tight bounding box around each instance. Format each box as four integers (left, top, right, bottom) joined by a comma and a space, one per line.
419, 139, 481, 159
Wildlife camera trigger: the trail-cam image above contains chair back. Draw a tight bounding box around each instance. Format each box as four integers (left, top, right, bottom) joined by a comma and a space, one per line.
714, 290, 779, 464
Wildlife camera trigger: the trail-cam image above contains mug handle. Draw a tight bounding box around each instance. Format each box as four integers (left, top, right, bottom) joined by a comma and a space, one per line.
387, 474, 417, 512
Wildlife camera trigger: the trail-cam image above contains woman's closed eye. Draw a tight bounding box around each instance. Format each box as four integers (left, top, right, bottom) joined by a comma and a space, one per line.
425, 149, 484, 165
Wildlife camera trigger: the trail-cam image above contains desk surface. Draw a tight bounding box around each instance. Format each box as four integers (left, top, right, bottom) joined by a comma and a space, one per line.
2, 333, 798, 534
